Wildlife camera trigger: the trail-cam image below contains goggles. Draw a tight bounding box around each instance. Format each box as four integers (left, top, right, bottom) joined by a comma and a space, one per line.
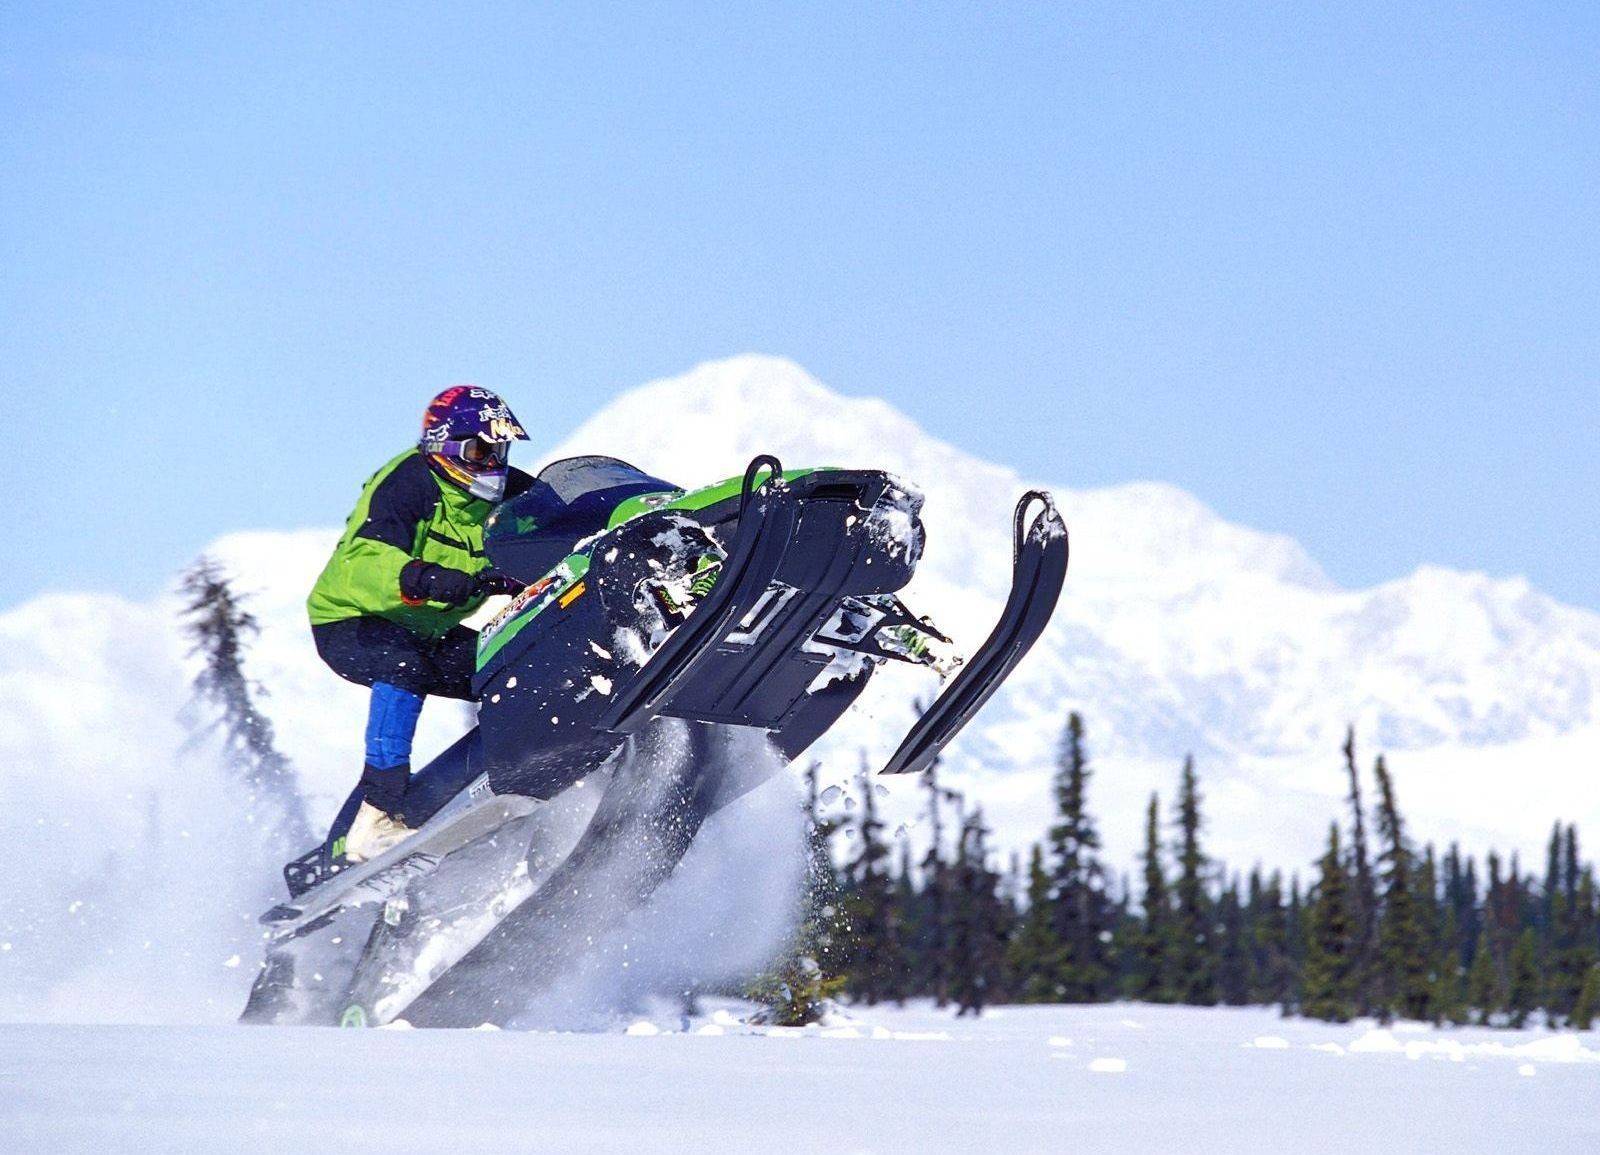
457, 437, 510, 469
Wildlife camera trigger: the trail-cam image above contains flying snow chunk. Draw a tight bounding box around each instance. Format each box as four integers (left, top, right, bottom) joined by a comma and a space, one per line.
626, 1021, 661, 1037
1088, 1058, 1128, 1073
1252, 1036, 1290, 1050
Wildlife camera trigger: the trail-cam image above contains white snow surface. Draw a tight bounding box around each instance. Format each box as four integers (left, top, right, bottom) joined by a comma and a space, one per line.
5, 354, 1600, 1022
4, 1002, 1599, 1154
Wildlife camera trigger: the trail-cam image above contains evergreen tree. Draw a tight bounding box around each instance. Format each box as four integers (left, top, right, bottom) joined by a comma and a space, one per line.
1005, 844, 1065, 1001
1285, 874, 1305, 1010
918, 765, 953, 1007
1046, 713, 1112, 1000
949, 805, 1008, 1015
1247, 869, 1293, 1007
1125, 794, 1170, 1002
1214, 877, 1250, 1006
1301, 824, 1358, 1022
1432, 902, 1469, 1024
748, 761, 847, 1024
1341, 728, 1380, 1014
843, 760, 908, 1003
1373, 756, 1430, 1021
1170, 756, 1216, 1005
1106, 872, 1139, 998
1570, 965, 1600, 1031
1466, 923, 1506, 1025
1506, 928, 1541, 1028
1543, 823, 1564, 936
179, 555, 310, 848
1544, 825, 1595, 1022
892, 840, 923, 992
1461, 853, 1483, 971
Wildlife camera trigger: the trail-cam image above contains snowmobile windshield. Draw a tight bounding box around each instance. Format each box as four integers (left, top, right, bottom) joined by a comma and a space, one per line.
484, 455, 679, 581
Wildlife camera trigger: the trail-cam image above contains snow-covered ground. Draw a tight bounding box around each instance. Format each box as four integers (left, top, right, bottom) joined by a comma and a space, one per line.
5, 1001, 1597, 1154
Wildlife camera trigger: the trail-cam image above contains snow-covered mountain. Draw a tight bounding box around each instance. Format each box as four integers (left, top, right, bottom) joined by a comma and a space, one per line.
3, 354, 1599, 1020
531, 356, 1600, 870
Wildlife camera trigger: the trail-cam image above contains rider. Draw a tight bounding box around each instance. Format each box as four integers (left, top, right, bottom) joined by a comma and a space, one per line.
306, 386, 530, 863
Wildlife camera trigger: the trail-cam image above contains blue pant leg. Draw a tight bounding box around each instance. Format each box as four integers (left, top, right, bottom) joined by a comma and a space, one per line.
357, 682, 425, 814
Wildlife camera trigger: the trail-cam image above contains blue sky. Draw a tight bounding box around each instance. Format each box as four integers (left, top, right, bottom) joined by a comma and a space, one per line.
2, 3, 1597, 610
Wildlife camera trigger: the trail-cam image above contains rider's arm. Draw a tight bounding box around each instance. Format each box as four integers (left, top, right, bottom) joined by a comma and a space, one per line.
342, 455, 451, 613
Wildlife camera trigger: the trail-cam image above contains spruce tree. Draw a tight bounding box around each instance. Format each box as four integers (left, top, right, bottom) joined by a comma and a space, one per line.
1301, 824, 1358, 1022
1285, 874, 1305, 1010
179, 555, 311, 848
1459, 853, 1482, 973
1248, 870, 1293, 1007
1214, 877, 1251, 1006
1506, 928, 1541, 1028
1432, 902, 1469, 1025
949, 805, 1007, 1015
1006, 844, 1065, 1001
1047, 713, 1112, 1000
1373, 756, 1430, 1021
1466, 923, 1506, 1025
1170, 756, 1216, 1005
843, 760, 908, 1003
1125, 793, 1170, 1002
1570, 965, 1600, 1031
748, 761, 847, 1024
918, 765, 953, 1007
1545, 826, 1594, 1022
1341, 728, 1380, 1014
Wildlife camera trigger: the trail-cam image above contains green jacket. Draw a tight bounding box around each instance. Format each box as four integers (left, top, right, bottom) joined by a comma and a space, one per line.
308, 449, 511, 638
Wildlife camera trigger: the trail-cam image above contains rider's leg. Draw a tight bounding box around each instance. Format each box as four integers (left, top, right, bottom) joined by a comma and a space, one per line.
312, 618, 441, 861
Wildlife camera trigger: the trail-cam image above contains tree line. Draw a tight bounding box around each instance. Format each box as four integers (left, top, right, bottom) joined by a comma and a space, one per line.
759, 714, 1600, 1029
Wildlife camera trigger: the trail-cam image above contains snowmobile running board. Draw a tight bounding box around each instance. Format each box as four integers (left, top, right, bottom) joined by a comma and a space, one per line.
879, 491, 1069, 776
258, 775, 539, 939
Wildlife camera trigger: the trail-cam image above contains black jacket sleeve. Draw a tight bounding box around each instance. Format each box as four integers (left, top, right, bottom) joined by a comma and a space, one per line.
356, 453, 441, 554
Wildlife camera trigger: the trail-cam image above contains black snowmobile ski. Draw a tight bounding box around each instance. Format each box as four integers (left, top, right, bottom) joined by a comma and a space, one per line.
880, 491, 1068, 776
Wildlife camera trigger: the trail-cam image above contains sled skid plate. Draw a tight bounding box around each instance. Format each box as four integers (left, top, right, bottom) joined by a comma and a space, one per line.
880, 491, 1069, 775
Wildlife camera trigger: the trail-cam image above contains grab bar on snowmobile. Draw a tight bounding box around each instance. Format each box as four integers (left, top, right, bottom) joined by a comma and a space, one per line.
739, 454, 785, 520
1013, 490, 1064, 566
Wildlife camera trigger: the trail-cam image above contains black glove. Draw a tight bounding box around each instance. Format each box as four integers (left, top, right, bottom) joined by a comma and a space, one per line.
475, 569, 524, 598
400, 560, 479, 606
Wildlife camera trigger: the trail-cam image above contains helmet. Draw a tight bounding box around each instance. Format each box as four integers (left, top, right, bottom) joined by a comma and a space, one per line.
419, 385, 529, 501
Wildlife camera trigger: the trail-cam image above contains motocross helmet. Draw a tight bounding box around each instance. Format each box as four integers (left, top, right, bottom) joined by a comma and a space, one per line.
419, 385, 529, 502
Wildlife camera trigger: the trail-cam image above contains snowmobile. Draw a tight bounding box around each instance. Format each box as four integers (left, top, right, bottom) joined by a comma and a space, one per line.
241, 453, 1068, 1028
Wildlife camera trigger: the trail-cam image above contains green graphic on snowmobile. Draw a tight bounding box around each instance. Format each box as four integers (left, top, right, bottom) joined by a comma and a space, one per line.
473, 465, 830, 673
475, 553, 591, 669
